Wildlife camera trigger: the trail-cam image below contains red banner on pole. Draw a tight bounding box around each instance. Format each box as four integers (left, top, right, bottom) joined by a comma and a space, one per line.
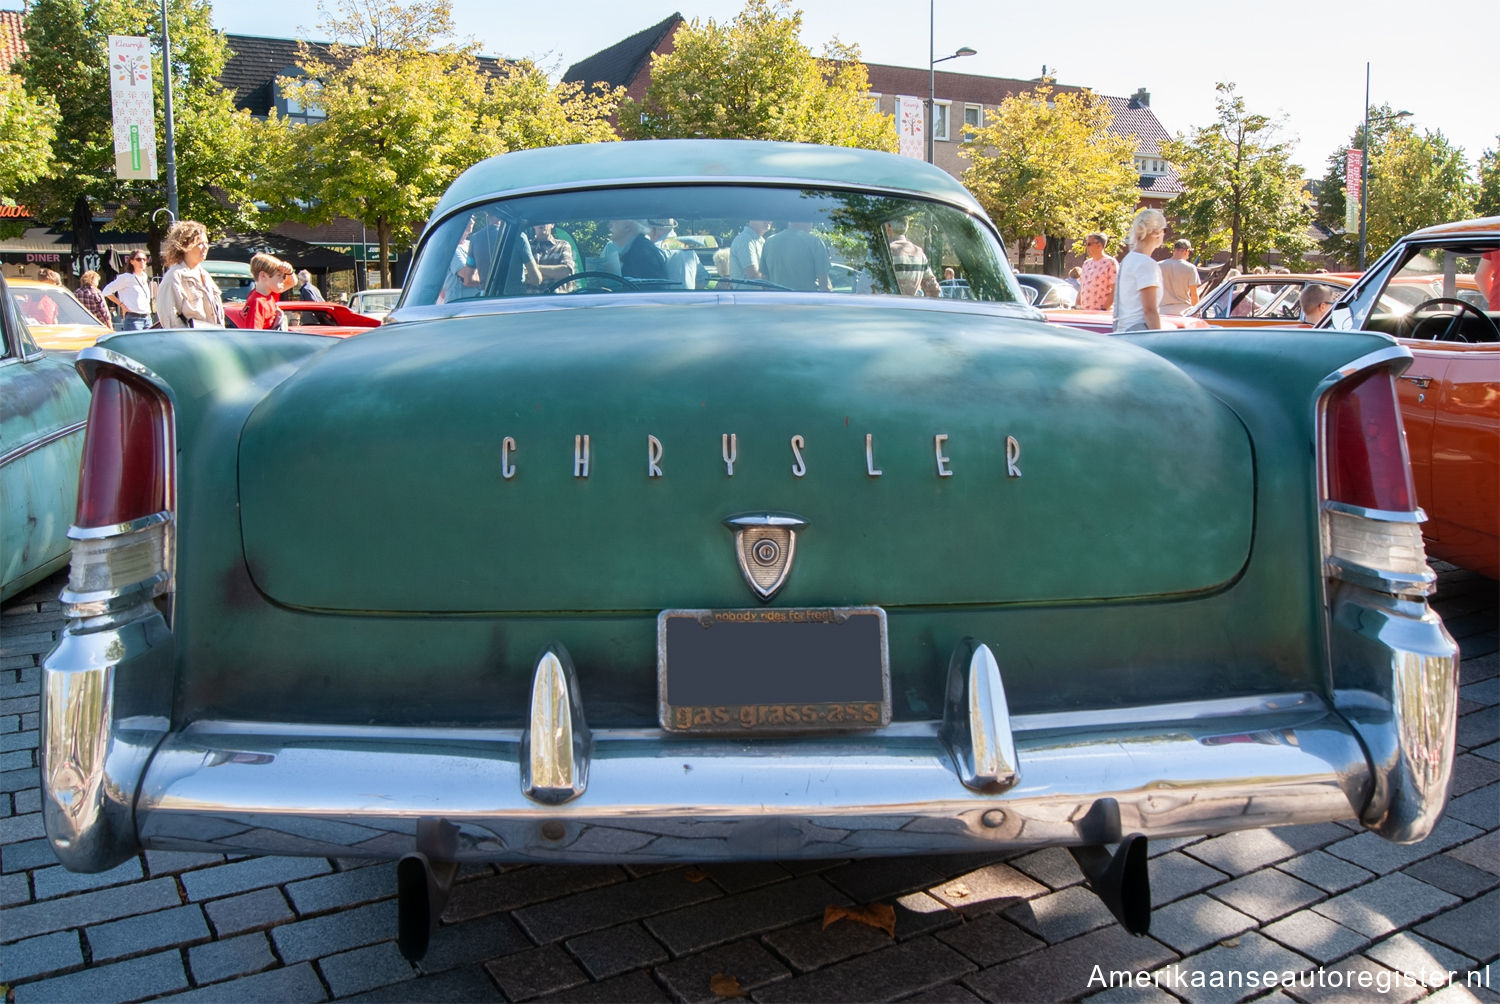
1345, 149, 1363, 201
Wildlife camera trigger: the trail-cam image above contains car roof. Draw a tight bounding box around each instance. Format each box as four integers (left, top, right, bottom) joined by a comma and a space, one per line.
431, 140, 986, 223
1402, 216, 1500, 240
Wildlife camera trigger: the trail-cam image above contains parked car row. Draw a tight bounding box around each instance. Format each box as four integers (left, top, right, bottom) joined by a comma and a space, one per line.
30, 141, 1467, 964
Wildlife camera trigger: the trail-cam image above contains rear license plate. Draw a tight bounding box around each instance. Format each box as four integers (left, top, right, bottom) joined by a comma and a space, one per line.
658, 607, 890, 734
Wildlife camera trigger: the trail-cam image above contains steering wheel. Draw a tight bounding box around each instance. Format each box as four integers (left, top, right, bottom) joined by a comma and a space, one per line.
1406, 297, 1500, 343
540, 271, 640, 294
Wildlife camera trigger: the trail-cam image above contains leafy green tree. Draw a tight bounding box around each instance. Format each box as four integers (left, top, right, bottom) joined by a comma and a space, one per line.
15, 0, 264, 253
1161, 82, 1311, 270
959, 86, 1138, 267
1315, 111, 1475, 263
1473, 140, 1499, 218
0, 72, 60, 204
619, 0, 894, 151
269, 0, 619, 286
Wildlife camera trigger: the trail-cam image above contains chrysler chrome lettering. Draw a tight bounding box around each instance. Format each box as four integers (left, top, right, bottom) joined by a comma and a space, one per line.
500, 434, 1029, 479
724, 513, 806, 601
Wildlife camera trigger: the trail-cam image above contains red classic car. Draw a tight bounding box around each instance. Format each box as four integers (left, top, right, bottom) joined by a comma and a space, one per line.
224, 300, 381, 338
1325, 217, 1500, 578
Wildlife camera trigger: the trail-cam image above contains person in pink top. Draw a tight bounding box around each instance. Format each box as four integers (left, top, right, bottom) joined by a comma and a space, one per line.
1077, 232, 1117, 311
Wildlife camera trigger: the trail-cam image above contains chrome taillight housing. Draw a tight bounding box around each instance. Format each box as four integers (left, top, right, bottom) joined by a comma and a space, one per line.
62, 353, 176, 624
1318, 358, 1433, 597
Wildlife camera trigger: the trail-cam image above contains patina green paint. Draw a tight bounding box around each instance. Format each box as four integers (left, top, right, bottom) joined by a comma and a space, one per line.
235, 303, 1255, 612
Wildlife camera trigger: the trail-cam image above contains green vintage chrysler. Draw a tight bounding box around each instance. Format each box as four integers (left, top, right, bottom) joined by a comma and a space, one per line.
41, 141, 1458, 956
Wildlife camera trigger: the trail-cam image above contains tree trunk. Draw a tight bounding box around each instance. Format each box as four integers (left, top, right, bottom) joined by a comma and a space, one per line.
377, 219, 392, 288
1042, 235, 1067, 277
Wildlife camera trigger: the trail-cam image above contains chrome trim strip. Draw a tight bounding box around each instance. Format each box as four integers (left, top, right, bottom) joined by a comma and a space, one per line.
941, 639, 1019, 792
67, 510, 173, 541
130, 705, 1368, 864
1321, 501, 1427, 524
520, 646, 591, 804
74, 346, 179, 406
0, 419, 87, 468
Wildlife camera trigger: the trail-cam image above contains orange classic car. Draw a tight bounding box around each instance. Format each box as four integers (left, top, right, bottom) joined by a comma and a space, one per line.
1325, 217, 1500, 578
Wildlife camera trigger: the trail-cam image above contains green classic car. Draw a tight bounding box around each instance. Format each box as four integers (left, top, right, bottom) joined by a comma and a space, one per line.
1, 274, 90, 602
41, 141, 1458, 959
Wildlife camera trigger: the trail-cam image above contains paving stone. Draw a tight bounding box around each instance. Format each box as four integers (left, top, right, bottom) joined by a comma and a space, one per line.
1276, 849, 1375, 893
2, 837, 58, 872
284, 861, 396, 914
0, 769, 40, 795
1459, 709, 1500, 750
535, 970, 668, 1002
1081, 982, 1180, 1004
701, 861, 790, 893
898, 985, 986, 1003
2, 876, 181, 942
821, 856, 953, 903
166, 960, 330, 1002
1452, 754, 1500, 796
187, 931, 277, 985
564, 922, 668, 980
1262, 909, 1370, 964
1366, 932, 1475, 988
655, 938, 791, 1003
31, 858, 144, 900
1289, 955, 1426, 1004
0, 714, 18, 733
179, 854, 332, 900
1447, 783, 1500, 829
1207, 868, 1322, 922
87, 903, 210, 960
420, 914, 533, 975
963, 922, 1176, 1002
1313, 872, 1461, 938
319, 941, 417, 998
204, 886, 294, 936
1147, 894, 1257, 954
932, 913, 1044, 967
762, 913, 899, 972
1148, 852, 1229, 906
1325, 815, 1483, 875
1007, 846, 1083, 890
1182, 829, 1306, 876
1001, 883, 1117, 943
12, 787, 39, 814
12, 949, 186, 1003
2, 868, 29, 906
485, 943, 589, 1001
923, 862, 1048, 915
442, 864, 625, 923
1416, 889, 1500, 961
644, 873, 846, 955
0, 729, 38, 751
339, 965, 502, 1002
755, 935, 975, 1003
144, 850, 226, 876
1476, 741, 1500, 763
1148, 932, 1310, 1004
270, 899, 394, 964
1402, 852, 1500, 897
1427, 983, 1489, 1004
514, 867, 722, 946
0, 811, 44, 843
1449, 831, 1500, 876
0, 930, 83, 982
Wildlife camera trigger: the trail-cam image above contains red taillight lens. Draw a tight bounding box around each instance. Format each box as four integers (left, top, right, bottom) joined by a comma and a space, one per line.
1323, 368, 1415, 512
76, 373, 170, 527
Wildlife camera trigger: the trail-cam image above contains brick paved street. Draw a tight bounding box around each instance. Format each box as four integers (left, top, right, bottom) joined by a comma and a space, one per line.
2, 564, 1495, 1003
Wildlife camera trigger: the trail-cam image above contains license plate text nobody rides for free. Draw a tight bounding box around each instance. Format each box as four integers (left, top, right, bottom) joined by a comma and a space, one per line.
658, 607, 891, 734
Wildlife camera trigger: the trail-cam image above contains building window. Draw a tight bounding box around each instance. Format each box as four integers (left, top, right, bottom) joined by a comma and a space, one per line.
869, 92, 882, 114
279, 77, 325, 123
933, 100, 951, 142
963, 104, 982, 133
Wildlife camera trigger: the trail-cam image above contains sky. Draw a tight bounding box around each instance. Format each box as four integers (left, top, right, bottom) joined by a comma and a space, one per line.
207, 0, 1494, 178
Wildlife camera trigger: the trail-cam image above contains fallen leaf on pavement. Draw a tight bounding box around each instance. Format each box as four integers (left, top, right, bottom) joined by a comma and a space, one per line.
943, 882, 972, 899
684, 866, 710, 883
822, 902, 897, 938
710, 973, 745, 998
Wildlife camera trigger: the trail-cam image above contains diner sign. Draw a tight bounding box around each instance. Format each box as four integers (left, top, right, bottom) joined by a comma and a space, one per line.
109, 35, 158, 180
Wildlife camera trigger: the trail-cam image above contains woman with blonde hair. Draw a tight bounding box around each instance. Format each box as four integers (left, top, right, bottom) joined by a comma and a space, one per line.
155, 220, 224, 328
1112, 208, 1166, 332
75, 270, 112, 327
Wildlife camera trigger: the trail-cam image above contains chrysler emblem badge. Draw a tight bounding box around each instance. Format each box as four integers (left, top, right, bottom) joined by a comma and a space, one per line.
724, 514, 807, 602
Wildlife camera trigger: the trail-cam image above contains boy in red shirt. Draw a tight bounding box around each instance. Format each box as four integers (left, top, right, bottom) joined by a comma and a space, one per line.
244, 253, 295, 329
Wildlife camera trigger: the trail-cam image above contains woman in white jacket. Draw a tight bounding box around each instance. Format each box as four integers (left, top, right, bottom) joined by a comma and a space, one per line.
155, 220, 224, 328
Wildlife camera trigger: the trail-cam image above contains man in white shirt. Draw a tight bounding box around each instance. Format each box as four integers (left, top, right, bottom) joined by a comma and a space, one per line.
102, 252, 155, 330
730, 220, 771, 281
1158, 239, 1200, 315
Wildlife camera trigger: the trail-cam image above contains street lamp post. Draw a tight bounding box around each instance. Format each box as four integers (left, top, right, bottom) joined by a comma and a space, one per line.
1356, 63, 1410, 270
160, 0, 179, 221
927, 2, 975, 164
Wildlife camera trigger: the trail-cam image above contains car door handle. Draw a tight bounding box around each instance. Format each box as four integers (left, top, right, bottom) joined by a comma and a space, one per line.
1399, 375, 1432, 389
